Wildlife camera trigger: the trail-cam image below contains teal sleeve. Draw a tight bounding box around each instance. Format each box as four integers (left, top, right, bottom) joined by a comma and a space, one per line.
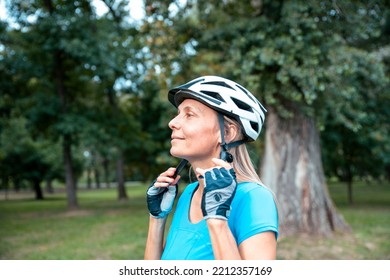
230, 184, 279, 245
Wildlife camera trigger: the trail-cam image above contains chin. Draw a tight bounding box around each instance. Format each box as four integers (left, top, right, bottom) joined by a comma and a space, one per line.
170, 150, 190, 161
170, 148, 182, 158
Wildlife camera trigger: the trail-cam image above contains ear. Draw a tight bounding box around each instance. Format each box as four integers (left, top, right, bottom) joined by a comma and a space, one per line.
224, 123, 239, 143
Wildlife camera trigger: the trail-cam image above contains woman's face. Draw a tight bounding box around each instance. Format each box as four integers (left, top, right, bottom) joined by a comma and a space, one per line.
168, 99, 221, 162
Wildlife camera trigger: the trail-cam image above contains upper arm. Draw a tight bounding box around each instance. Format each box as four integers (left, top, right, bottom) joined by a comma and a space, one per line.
230, 184, 279, 259
238, 231, 277, 260
231, 185, 279, 244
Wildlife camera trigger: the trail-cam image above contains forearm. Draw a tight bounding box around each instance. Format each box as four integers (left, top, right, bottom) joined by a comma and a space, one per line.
207, 219, 242, 260
144, 216, 167, 260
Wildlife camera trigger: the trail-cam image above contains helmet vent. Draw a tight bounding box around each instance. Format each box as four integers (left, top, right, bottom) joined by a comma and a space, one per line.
231, 97, 253, 112
250, 121, 259, 133
200, 90, 226, 102
181, 78, 205, 89
202, 81, 235, 90
236, 84, 256, 103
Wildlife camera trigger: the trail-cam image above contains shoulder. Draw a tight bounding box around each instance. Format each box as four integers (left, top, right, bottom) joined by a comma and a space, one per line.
234, 181, 275, 204
230, 181, 279, 242
232, 181, 278, 217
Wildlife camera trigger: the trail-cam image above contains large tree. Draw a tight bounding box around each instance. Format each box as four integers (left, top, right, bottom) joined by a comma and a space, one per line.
1, 0, 140, 207
259, 1, 388, 235
155, 0, 389, 236
2, 0, 103, 208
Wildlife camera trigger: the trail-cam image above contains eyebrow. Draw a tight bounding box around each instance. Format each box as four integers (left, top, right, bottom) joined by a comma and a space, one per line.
178, 105, 202, 114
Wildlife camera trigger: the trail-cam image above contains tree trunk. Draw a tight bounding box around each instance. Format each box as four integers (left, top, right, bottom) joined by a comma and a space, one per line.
343, 162, 353, 204
94, 166, 101, 189
46, 0, 78, 210
345, 165, 354, 205
116, 149, 127, 200
261, 107, 351, 236
107, 87, 128, 200
87, 167, 92, 189
103, 157, 110, 188
33, 179, 44, 200
63, 134, 78, 209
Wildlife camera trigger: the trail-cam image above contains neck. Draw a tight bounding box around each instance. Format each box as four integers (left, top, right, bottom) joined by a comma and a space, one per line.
188, 160, 246, 189
189, 157, 218, 189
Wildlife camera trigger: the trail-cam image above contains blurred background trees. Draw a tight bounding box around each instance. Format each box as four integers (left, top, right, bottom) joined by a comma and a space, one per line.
1, 0, 389, 237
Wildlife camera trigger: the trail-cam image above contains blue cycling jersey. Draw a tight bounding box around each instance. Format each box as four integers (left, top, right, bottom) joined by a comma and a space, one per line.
161, 181, 278, 260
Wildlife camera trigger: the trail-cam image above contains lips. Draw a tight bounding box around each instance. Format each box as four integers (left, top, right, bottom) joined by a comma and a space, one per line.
171, 135, 184, 140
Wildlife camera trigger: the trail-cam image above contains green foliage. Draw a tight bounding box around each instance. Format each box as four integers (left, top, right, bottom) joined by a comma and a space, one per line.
0, 117, 63, 190
1, 0, 390, 193
0, 0, 163, 193
165, 0, 390, 179
175, 1, 389, 113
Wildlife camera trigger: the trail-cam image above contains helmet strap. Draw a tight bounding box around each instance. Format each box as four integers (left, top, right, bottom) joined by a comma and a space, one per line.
217, 113, 245, 163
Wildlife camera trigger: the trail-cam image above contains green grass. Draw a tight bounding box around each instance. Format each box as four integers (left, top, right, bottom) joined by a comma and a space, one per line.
0, 187, 152, 260
0, 180, 389, 260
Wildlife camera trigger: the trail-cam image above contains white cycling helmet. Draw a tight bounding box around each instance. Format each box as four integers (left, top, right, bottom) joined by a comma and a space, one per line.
168, 75, 267, 142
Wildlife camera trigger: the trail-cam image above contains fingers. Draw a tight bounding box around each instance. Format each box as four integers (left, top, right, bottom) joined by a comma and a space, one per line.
154, 167, 180, 187
211, 157, 232, 169
172, 175, 181, 185
195, 167, 206, 179
195, 158, 233, 179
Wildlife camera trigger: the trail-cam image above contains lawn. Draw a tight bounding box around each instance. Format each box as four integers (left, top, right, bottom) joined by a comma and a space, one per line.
277, 180, 390, 259
0, 180, 389, 260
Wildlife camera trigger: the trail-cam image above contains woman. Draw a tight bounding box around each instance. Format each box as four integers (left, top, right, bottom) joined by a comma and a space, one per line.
144, 76, 278, 260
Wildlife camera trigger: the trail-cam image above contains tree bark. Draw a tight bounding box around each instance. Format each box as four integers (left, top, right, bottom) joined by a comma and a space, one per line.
33, 179, 44, 200
94, 166, 101, 189
107, 87, 128, 200
344, 164, 354, 205
63, 134, 78, 209
116, 149, 127, 200
103, 157, 110, 188
261, 107, 351, 236
87, 167, 92, 189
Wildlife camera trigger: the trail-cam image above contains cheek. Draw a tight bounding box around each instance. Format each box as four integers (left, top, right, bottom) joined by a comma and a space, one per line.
186, 125, 220, 148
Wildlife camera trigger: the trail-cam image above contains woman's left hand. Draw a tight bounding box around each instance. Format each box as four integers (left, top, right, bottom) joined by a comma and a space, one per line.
196, 158, 237, 220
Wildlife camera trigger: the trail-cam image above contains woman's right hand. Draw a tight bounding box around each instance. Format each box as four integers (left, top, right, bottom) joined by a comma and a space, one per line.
146, 168, 181, 219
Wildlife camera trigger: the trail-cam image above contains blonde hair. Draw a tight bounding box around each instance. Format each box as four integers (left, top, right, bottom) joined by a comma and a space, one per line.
225, 116, 280, 217
223, 116, 263, 185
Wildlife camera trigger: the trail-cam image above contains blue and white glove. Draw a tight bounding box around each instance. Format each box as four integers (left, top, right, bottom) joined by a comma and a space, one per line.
147, 180, 177, 219
201, 167, 237, 220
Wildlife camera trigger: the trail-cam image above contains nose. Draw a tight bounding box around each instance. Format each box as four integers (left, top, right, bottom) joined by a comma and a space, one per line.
168, 114, 181, 130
